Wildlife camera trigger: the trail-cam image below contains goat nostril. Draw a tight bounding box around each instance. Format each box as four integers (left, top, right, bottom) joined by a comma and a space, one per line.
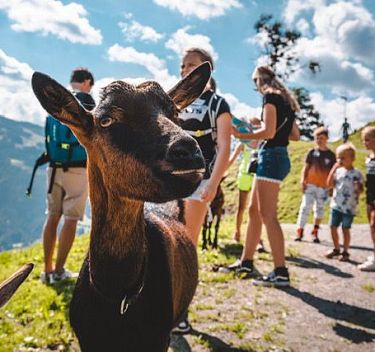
169, 145, 191, 160
167, 139, 199, 162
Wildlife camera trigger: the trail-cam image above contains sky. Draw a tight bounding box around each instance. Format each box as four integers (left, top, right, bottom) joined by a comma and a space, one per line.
1, 0, 375, 140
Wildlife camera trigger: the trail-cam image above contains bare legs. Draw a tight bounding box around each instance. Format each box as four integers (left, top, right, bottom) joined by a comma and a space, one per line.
42, 214, 78, 273
233, 190, 250, 242
184, 199, 208, 247
241, 178, 285, 268
368, 206, 375, 258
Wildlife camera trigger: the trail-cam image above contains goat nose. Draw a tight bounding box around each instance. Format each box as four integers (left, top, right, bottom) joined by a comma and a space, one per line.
166, 138, 203, 164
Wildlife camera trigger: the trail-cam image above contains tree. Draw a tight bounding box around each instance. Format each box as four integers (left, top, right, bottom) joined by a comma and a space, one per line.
254, 15, 322, 140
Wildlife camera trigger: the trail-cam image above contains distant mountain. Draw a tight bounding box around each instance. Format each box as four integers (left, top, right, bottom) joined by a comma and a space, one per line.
0, 115, 47, 250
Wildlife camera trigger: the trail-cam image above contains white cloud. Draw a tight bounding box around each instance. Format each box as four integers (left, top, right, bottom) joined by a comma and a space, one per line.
165, 27, 218, 61
0, 0, 102, 45
0, 49, 45, 124
310, 92, 375, 140
296, 18, 310, 35
220, 91, 260, 120
119, 14, 163, 43
153, 0, 241, 20
283, 0, 326, 24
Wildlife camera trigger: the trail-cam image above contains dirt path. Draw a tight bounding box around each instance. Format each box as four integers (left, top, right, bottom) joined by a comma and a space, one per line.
169, 224, 375, 352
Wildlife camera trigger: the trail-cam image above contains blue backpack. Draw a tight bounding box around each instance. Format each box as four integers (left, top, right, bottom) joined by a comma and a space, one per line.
26, 91, 95, 196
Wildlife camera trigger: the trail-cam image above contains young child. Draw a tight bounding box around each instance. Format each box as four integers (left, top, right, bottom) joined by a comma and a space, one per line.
326, 143, 364, 262
358, 126, 375, 271
295, 127, 336, 242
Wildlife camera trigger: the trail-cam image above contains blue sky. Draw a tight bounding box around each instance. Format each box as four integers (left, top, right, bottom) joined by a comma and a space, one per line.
1, 0, 375, 139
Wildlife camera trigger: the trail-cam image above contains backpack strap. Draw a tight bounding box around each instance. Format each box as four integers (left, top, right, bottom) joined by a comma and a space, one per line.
207, 93, 223, 144
26, 152, 50, 197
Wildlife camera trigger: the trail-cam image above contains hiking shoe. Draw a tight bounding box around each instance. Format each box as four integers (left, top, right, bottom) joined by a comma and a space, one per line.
53, 268, 78, 281
339, 251, 350, 262
40, 272, 55, 284
325, 248, 341, 259
358, 256, 375, 271
256, 244, 267, 253
311, 227, 320, 243
253, 267, 290, 287
171, 319, 192, 335
218, 259, 254, 274
294, 228, 303, 241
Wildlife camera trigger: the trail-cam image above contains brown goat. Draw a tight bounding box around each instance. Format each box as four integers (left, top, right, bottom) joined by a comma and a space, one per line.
31, 63, 211, 352
0, 264, 33, 308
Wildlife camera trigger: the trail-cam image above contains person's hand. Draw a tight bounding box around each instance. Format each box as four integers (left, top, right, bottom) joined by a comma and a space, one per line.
200, 181, 218, 203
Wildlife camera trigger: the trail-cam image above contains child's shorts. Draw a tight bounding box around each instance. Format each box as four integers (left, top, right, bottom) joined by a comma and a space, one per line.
329, 208, 354, 229
256, 147, 290, 184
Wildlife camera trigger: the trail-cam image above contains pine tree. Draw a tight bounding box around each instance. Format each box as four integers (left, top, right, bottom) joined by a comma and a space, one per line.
254, 15, 322, 139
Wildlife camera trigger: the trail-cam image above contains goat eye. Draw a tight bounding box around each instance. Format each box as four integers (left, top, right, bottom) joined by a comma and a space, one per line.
99, 117, 113, 128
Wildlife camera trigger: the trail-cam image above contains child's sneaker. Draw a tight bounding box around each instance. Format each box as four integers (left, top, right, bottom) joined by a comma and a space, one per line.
311, 226, 320, 243
294, 228, 303, 241
339, 251, 350, 262
40, 272, 55, 284
253, 267, 290, 287
53, 268, 78, 282
325, 248, 341, 259
358, 256, 375, 271
218, 259, 254, 274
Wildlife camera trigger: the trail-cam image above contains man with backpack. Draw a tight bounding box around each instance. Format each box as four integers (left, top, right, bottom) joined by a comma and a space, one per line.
39, 68, 95, 284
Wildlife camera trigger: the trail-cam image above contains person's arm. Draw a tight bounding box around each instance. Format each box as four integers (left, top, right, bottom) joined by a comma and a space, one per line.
289, 120, 300, 141
300, 162, 310, 193
231, 104, 276, 140
327, 163, 340, 188
227, 143, 243, 170
354, 172, 364, 195
200, 112, 232, 203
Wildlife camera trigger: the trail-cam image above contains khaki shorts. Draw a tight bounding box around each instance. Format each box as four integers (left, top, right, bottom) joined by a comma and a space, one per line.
46, 167, 88, 220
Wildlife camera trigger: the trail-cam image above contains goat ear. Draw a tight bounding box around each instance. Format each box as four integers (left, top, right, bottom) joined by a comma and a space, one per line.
0, 263, 34, 308
168, 61, 212, 110
32, 72, 93, 137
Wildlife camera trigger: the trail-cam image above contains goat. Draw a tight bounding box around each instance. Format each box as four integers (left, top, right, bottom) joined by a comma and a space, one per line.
202, 182, 224, 250
31, 63, 211, 352
0, 263, 33, 308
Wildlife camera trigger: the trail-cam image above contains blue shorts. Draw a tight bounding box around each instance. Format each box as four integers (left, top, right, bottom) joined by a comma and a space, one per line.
329, 209, 354, 229
256, 147, 290, 183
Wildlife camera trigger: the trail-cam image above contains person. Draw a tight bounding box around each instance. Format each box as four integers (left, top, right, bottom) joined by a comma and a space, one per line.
341, 117, 351, 143
228, 65, 300, 287
358, 127, 375, 271
295, 127, 336, 242
326, 143, 364, 262
40, 68, 95, 284
173, 48, 231, 333
227, 117, 266, 252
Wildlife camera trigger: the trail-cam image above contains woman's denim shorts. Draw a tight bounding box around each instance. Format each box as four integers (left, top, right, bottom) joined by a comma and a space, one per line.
256, 146, 290, 183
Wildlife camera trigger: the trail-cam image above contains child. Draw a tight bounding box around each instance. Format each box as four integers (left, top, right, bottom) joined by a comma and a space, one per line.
358, 126, 375, 271
227, 117, 266, 253
326, 143, 364, 262
295, 127, 336, 242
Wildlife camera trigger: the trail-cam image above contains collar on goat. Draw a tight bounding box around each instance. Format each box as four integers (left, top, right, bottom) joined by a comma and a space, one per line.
88, 258, 147, 316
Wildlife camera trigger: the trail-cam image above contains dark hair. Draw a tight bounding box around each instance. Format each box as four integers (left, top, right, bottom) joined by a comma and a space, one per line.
185, 47, 215, 91
70, 67, 94, 86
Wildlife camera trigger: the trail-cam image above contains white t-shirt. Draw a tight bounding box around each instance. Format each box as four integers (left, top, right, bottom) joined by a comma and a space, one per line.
330, 167, 364, 215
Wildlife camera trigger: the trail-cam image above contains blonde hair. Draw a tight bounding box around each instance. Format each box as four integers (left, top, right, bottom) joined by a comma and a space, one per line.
313, 126, 329, 138
253, 65, 300, 112
336, 143, 356, 159
249, 116, 261, 126
362, 126, 375, 139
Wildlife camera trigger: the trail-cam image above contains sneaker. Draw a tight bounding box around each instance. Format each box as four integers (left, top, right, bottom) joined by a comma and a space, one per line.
218, 259, 254, 274
358, 257, 375, 271
53, 268, 78, 281
253, 267, 290, 287
171, 319, 192, 335
311, 227, 320, 243
256, 244, 267, 253
294, 228, 303, 241
339, 251, 350, 262
40, 272, 55, 284
325, 248, 341, 259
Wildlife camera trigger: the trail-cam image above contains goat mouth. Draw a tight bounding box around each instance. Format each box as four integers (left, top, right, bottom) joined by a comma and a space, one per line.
170, 168, 205, 176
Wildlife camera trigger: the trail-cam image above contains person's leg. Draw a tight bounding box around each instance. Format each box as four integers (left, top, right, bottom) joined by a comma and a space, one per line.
311, 187, 325, 242
330, 226, 340, 250
296, 185, 314, 239
42, 214, 61, 273
55, 218, 78, 273
184, 199, 209, 247
241, 179, 262, 261
257, 180, 285, 268
233, 190, 250, 242
342, 227, 351, 253
369, 206, 375, 258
